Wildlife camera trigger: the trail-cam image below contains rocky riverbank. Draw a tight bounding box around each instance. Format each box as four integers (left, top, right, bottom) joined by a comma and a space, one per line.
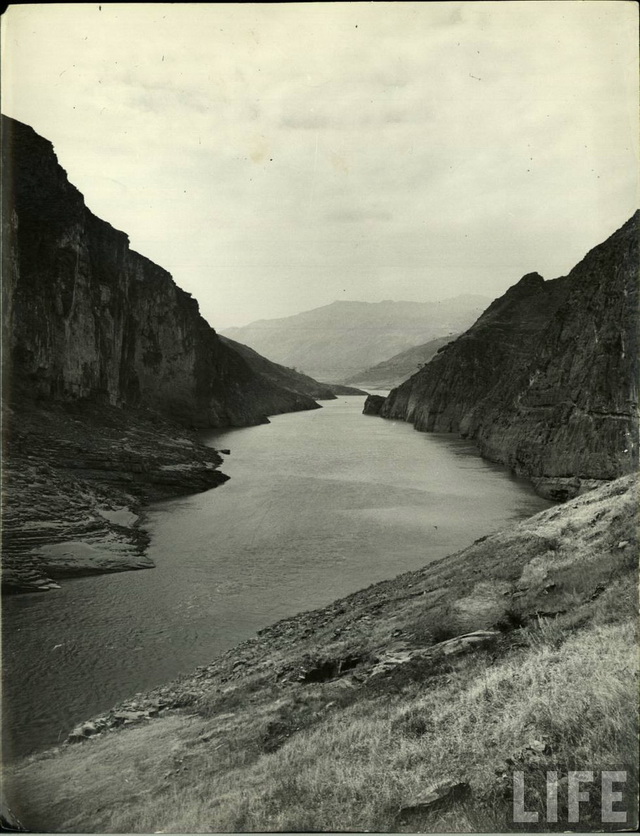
1, 399, 230, 593
6, 474, 637, 832
374, 215, 638, 501
1, 114, 336, 594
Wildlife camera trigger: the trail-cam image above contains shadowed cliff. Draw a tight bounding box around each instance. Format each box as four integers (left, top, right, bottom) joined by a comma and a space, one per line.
0, 115, 322, 592
1, 115, 320, 428
374, 214, 639, 499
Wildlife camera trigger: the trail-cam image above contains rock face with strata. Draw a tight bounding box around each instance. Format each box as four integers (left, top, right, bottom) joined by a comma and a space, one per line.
0, 115, 326, 592
380, 214, 639, 499
1, 115, 319, 428
1, 401, 233, 593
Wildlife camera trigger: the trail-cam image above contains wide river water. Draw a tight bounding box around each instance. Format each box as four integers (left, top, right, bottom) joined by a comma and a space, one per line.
2, 395, 551, 760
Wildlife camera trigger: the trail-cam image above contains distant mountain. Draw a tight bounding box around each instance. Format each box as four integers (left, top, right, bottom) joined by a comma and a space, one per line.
369, 213, 639, 501
222, 297, 489, 383
220, 337, 367, 400
345, 334, 459, 389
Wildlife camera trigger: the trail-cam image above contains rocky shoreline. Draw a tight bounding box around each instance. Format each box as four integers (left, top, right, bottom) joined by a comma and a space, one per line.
46, 474, 636, 740
367, 215, 638, 503
1, 399, 230, 593
363, 393, 611, 502
7, 474, 636, 832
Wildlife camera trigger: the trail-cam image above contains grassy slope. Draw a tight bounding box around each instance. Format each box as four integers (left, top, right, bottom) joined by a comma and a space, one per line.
6, 475, 638, 833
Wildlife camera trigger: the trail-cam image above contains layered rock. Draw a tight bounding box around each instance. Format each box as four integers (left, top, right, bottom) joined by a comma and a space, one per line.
1, 115, 324, 591
1, 115, 319, 428
1, 401, 233, 593
380, 214, 639, 499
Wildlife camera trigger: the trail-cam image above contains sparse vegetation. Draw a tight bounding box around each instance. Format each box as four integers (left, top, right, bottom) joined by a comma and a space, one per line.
6, 475, 638, 833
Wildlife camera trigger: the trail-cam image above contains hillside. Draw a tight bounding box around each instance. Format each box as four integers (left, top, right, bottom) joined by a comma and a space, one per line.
220, 336, 366, 400
6, 474, 637, 832
222, 297, 488, 383
345, 334, 459, 389
370, 214, 639, 500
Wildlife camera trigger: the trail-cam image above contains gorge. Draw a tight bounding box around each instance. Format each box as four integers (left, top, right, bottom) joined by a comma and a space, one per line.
1, 115, 637, 833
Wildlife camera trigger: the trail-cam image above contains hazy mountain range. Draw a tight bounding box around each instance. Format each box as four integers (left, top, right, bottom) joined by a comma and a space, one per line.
222, 297, 489, 383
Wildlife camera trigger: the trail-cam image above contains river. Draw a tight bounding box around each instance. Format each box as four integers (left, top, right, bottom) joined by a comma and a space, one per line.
2, 395, 551, 760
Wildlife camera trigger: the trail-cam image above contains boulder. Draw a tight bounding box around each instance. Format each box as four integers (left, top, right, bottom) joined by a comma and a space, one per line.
399, 779, 470, 819
67, 721, 99, 742
436, 630, 499, 656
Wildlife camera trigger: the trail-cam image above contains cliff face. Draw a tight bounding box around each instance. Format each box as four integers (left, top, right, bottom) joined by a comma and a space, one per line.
1, 116, 318, 427
1, 116, 324, 593
380, 214, 639, 499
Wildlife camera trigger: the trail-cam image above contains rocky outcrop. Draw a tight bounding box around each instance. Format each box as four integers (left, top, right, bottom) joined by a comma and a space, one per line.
380, 214, 639, 499
362, 394, 386, 416
1, 401, 232, 593
1, 115, 319, 428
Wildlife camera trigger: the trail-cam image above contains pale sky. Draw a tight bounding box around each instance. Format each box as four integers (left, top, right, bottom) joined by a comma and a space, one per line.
2, 2, 638, 328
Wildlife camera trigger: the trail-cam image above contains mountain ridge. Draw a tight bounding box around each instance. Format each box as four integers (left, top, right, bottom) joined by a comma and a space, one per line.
219, 336, 367, 400
222, 295, 489, 382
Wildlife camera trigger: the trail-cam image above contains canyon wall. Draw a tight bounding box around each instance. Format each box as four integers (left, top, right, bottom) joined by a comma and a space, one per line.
1, 115, 318, 428
1, 115, 325, 592
378, 214, 639, 499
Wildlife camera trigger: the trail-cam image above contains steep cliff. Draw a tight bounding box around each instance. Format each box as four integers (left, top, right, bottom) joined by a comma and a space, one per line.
1, 115, 319, 427
1, 115, 322, 592
379, 214, 639, 499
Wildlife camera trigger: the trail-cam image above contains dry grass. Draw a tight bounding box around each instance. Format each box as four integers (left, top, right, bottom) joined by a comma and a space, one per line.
83, 620, 637, 834
6, 475, 638, 833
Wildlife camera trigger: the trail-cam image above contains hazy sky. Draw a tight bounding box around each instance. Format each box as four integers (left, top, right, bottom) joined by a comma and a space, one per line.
2, 2, 638, 328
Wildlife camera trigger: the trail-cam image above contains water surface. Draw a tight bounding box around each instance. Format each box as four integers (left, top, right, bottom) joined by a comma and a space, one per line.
2, 396, 551, 759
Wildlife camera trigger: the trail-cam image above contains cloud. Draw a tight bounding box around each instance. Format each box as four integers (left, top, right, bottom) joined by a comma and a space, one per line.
326, 208, 393, 224
2, 2, 637, 328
